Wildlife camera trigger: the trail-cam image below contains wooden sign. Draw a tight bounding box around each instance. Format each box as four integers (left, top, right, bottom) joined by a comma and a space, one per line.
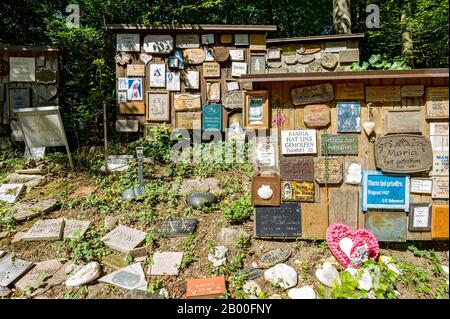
401, 85, 424, 97
432, 177, 449, 199
338, 50, 359, 63
362, 171, 410, 212
329, 188, 359, 228
252, 174, 281, 206
126, 64, 145, 77
426, 87, 449, 119
231, 62, 247, 77
430, 150, 449, 176
335, 83, 364, 100
222, 91, 243, 110
220, 34, 233, 44
230, 49, 245, 61
314, 157, 343, 184
301, 203, 328, 239
174, 94, 201, 111
234, 34, 249, 46
9, 57, 35, 82
249, 34, 266, 50
291, 83, 334, 106
183, 49, 205, 64
254, 203, 301, 238
119, 101, 145, 115
9, 88, 30, 111
175, 112, 201, 130
267, 48, 281, 60
203, 62, 220, 77
431, 205, 449, 239
366, 86, 401, 102
281, 130, 317, 155
280, 155, 314, 181
321, 134, 358, 155
385, 108, 421, 134
175, 34, 200, 48
214, 47, 230, 63
116, 33, 140, 52
36, 68, 57, 84
337, 101, 361, 132
409, 203, 432, 232
375, 135, 433, 173
206, 82, 220, 102
202, 103, 222, 131
410, 178, 433, 194
186, 276, 226, 299
201, 34, 214, 45
281, 181, 314, 202
147, 92, 170, 121
143, 35, 173, 54
297, 44, 321, 55
303, 104, 330, 128
365, 212, 407, 242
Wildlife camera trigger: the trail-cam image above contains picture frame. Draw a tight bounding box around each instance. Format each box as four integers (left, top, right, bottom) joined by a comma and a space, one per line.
147, 92, 170, 121
204, 48, 215, 61
118, 77, 127, 90
409, 203, 432, 232
267, 48, 281, 60
250, 54, 266, 75
244, 90, 269, 129
231, 62, 247, 77
127, 78, 143, 101
185, 70, 200, 90
117, 91, 127, 103
9, 87, 30, 112
234, 34, 249, 46
230, 50, 245, 61
336, 101, 361, 132
201, 34, 214, 45
226, 81, 240, 91
166, 71, 181, 91
252, 136, 279, 170
149, 63, 166, 88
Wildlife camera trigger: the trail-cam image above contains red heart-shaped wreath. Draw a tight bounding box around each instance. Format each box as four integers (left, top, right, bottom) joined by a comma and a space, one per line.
326, 224, 379, 268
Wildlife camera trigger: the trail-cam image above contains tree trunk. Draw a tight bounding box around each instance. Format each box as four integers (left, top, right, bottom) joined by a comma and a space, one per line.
401, 1, 414, 66
333, 0, 352, 34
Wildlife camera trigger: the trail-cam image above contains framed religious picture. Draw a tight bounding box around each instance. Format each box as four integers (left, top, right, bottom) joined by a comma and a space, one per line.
205, 48, 215, 61
127, 78, 143, 101
118, 77, 128, 90
147, 92, 170, 121
409, 203, 432, 232
252, 136, 279, 170
166, 71, 181, 91
117, 91, 127, 103
336, 101, 361, 132
9, 87, 30, 111
250, 54, 266, 75
185, 70, 200, 90
149, 63, 166, 88
244, 90, 269, 129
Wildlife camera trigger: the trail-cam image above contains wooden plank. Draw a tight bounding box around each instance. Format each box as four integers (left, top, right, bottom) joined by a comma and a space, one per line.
329, 188, 359, 228
301, 203, 328, 239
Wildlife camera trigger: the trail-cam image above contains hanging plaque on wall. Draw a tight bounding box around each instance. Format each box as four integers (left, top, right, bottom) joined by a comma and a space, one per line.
116, 33, 140, 52
410, 178, 433, 194
385, 108, 421, 134
254, 203, 301, 238
175, 34, 200, 48
291, 83, 334, 106
431, 177, 449, 199
430, 150, 449, 176
374, 134, 433, 173
303, 104, 331, 128
336, 101, 361, 133
366, 86, 401, 102
9, 57, 35, 82
202, 103, 222, 131
314, 157, 343, 184
279, 155, 314, 181
321, 134, 358, 155
281, 130, 317, 155
335, 83, 364, 100
143, 35, 173, 54
281, 181, 314, 202
409, 203, 432, 232
426, 87, 449, 119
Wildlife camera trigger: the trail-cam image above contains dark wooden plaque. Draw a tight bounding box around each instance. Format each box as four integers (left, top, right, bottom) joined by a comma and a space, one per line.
254, 203, 301, 238
279, 155, 314, 181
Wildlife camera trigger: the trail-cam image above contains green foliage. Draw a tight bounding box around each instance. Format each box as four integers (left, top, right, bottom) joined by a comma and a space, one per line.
147, 278, 164, 293
221, 194, 253, 223
330, 271, 365, 299
351, 54, 412, 71
0, 204, 16, 232
398, 261, 431, 296
64, 286, 89, 299
58, 229, 110, 263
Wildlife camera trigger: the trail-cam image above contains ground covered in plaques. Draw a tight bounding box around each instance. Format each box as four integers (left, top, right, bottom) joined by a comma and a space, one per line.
0, 131, 448, 299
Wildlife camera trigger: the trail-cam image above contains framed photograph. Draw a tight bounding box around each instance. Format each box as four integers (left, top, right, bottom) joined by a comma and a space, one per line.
267, 48, 281, 60
250, 54, 266, 75
147, 92, 170, 121
244, 90, 269, 129
149, 63, 166, 88
117, 91, 127, 103
127, 78, 143, 101
9, 87, 30, 111
226, 81, 240, 91
201, 34, 214, 45
337, 101, 361, 132
230, 50, 245, 61
118, 77, 128, 90
234, 34, 249, 46
185, 70, 199, 90
231, 62, 247, 77
409, 203, 432, 232
168, 55, 180, 69
166, 71, 181, 91
205, 48, 215, 61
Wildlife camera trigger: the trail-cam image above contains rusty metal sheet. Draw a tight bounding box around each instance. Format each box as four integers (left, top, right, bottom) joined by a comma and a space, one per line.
364, 211, 407, 242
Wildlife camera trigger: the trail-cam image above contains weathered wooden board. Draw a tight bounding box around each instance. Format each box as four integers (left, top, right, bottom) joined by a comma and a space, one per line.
303, 104, 330, 128
203, 62, 220, 78
291, 83, 334, 106
431, 205, 449, 239
329, 188, 358, 228
426, 87, 449, 119
338, 50, 359, 63
366, 86, 401, 102
175, 112, 201, 130
119, 102, 145, 115
249, 34, 266, 51
126, 64, 145, 77
401, 85, 424, 97
301, 203, 328, 239
364, 212, 407, 242
174, 94, 201, 111
374, 134, 433, 173
314, 157, 343, 184
335, 83, 364, 100
384, 108, 421, 134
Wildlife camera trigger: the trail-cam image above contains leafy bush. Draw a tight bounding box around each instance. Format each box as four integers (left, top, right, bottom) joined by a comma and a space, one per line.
58, 229, 110, 264
0, 204, 16, 232
221, 195, 253, 223
351, 54, 412, 71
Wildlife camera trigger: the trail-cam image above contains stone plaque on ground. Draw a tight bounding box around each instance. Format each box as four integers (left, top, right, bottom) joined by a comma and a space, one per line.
366, 86, 401, 102
303, 104, 331, 128
314, 157, 343, 184
254, 203, 301, 238
234, 267, 263, 280
259, 248, 291, 268
321, 134, 358, 155
186, 276, 226, 299
99, 263, 147, 291
291, 83, 334, 106
280, 155, 314, 181
0, 253, 33, 287
63, 219, 91, 239
0, 183, 25, 203
156, 218, 197, 237
375, 135, 433, 173
13, 199, 58, 221
102, 225, 147, 254
15, 259, 63, 292
149, 252, 183, 276
101, 254, 128, 270
385, 108, 421, 134
21, 218, 65, 241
